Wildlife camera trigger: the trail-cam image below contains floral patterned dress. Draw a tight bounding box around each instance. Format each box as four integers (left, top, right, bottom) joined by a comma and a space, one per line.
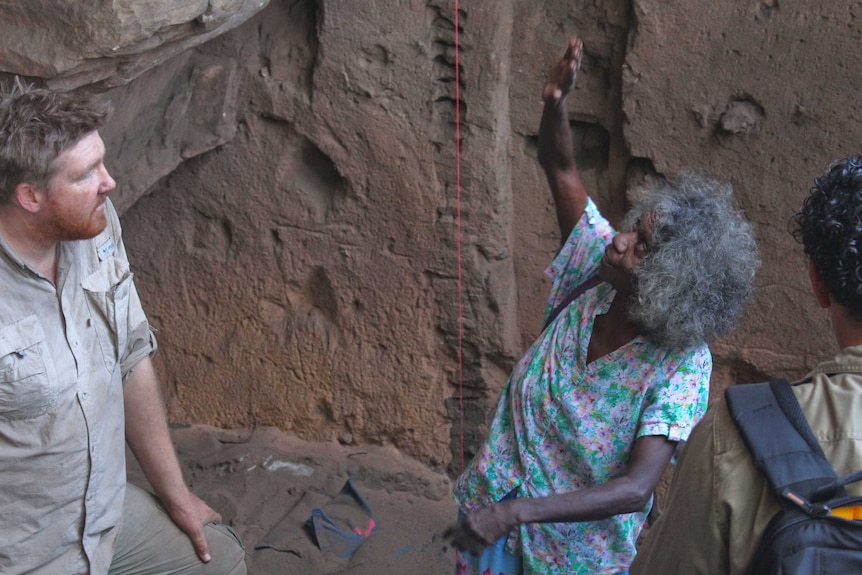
452, 200, 711, 575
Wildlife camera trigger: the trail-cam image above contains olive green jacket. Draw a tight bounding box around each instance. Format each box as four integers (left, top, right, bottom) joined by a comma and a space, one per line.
631, 346, 862, 575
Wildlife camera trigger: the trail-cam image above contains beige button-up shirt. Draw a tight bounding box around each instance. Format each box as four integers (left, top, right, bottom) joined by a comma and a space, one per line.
631, 346, 862, 574
0, 199, 156, 574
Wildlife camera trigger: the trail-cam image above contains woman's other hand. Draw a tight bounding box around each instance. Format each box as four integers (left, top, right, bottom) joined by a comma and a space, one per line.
444, 502, 518, 555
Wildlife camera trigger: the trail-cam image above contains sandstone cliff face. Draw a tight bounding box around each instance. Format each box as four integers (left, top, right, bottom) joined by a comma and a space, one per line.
4, 0, 861, 473
623, 0, 862, 380
0, 0, 269, 90
0, 0, 269, 213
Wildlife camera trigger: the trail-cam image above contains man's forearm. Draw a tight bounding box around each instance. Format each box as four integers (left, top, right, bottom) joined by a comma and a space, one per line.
122, 356, 221, 562
123, 356, 189, 507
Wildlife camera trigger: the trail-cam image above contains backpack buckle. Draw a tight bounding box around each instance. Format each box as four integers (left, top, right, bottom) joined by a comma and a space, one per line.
782, 489, 830, 517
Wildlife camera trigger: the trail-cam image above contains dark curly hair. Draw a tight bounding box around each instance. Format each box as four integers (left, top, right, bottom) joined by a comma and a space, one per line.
622, 171, 760, 348
792, 156, 862, 319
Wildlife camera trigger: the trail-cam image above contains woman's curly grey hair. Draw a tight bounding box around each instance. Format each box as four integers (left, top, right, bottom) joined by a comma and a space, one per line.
622, 171, 760, 348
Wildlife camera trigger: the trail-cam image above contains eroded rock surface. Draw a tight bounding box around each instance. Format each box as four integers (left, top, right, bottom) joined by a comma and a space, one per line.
3, 0, 861, 473
0, 0, 269, 90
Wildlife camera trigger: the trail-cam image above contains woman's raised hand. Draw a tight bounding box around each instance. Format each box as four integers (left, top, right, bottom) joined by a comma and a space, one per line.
542, 37, 584, 104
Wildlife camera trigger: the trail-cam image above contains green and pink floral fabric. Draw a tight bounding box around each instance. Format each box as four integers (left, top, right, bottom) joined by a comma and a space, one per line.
453, 200, 711, 574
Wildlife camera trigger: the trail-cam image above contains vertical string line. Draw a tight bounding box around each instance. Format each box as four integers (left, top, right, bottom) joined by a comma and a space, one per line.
454, 0, 465, 473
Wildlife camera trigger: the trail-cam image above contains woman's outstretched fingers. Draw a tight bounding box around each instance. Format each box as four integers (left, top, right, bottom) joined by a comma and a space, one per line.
542, 37, 584, 103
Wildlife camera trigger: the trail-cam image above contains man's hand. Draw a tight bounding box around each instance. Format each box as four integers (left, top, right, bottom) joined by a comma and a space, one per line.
162, 489, 222, 563
443, 502, 518, 556
542, 37, 584, 104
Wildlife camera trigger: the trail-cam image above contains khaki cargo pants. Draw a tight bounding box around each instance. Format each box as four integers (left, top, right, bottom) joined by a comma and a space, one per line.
109, 484, 246, 575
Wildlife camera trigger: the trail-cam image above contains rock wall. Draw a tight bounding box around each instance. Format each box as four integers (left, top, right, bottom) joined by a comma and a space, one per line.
0, 0, 269, 91
623, 0, 862, 381
4, 0, 862, 473
0, 0, 269, 212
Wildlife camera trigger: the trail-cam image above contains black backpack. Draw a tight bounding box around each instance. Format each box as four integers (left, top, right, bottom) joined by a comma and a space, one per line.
725, 379, 862, 574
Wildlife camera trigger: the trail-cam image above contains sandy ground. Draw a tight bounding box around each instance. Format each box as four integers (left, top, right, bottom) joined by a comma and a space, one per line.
127, 424, 458, 575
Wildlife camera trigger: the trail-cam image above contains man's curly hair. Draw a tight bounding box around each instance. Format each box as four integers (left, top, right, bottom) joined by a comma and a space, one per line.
792, 156, 862, 320
622, 171, 760, 348
0, 78, 111, 203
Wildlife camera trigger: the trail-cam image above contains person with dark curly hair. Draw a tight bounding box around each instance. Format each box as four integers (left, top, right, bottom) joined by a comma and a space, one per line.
445, 39, 760, 575
630, 155, 862, 574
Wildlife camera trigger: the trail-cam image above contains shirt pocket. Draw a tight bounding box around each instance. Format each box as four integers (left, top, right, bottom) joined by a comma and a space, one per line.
82, 257, 133, 374
0, 315, 58, 421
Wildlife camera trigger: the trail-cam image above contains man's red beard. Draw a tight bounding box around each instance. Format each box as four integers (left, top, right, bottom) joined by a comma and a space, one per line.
40, 196, 108, 243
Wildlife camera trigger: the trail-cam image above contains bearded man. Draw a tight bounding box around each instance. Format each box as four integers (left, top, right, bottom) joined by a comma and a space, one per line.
0, 81, 246, 575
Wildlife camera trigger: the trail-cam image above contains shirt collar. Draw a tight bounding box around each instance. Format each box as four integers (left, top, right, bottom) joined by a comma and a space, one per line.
804, 345, 862, 380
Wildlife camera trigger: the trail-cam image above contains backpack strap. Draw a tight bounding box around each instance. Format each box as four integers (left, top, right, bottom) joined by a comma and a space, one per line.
542, 274, 602, 332
725, 379, 843, 503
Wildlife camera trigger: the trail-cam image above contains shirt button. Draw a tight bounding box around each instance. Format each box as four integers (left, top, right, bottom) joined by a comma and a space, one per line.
81, 392, 89, 401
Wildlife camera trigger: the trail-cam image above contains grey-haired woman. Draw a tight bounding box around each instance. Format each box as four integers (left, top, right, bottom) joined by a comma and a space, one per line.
446, 38, 760, 575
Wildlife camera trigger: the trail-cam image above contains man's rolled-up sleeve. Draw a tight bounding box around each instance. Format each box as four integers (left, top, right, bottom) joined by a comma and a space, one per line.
106, 204, 158, 379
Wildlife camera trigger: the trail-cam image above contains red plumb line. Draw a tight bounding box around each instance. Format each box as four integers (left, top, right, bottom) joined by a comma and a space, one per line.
454, 0, 465, 473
